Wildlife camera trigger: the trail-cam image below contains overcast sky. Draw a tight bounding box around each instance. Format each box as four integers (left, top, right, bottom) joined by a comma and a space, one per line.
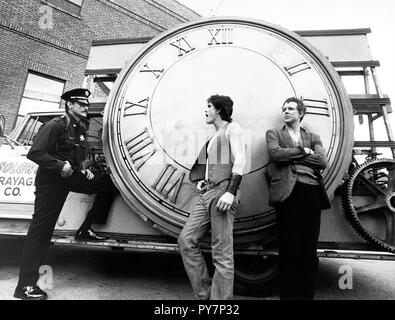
177, 0, 395, 145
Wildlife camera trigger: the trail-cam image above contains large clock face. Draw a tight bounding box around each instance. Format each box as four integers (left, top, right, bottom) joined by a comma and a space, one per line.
103, 17, 354, 240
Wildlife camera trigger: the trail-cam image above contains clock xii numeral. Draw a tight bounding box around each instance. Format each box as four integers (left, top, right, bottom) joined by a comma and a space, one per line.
208, 28, 233, 45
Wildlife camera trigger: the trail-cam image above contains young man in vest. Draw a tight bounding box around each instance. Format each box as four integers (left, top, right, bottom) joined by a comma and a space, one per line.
14, 88, 117, 300
178, 94, 246, 300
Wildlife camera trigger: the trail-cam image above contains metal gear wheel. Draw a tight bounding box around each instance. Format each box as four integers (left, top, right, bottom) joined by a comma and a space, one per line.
342, 159, 395, 252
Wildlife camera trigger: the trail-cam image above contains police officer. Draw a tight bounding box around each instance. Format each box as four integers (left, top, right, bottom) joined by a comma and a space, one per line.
14, 88, 117, 300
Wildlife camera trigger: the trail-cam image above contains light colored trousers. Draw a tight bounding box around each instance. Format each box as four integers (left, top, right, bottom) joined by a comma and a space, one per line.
178, 182, 239, 300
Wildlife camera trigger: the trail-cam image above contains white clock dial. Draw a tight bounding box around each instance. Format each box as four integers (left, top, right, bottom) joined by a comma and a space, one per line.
104, 18, 353, 241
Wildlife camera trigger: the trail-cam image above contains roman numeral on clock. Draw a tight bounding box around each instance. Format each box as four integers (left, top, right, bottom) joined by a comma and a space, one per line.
152, 164, 185, 203
303, 98, 330, 117
124, 97, 149, 116
140, 63, 164, 79
125, 128, 157, 171
285, 61, 311, 76
208, 28, 233, 45
170, 36, 195, 56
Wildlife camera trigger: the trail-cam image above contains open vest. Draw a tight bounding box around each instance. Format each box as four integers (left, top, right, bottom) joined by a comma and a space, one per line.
189, 124, 233, 184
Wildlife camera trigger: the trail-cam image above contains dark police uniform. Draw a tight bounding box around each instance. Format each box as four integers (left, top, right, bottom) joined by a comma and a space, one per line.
15, 89, 117, 293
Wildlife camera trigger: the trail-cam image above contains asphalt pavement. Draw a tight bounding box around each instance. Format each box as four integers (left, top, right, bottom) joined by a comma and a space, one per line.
0, 238, 394, 300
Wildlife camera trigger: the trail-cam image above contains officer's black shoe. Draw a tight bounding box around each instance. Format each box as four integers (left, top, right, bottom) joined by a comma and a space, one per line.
75, 228, 108, 241
14, 285, 48, 300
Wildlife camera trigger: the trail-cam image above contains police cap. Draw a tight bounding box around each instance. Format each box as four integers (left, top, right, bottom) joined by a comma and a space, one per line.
61, 88, 91, 105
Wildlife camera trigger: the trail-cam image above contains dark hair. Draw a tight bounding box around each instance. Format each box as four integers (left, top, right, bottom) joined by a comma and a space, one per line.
282, 97, 306, 122
207, 94, 233, 122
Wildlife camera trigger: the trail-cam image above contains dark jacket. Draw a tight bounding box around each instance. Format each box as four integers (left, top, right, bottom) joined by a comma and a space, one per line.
27, 114, 88, 184
265, 126, 327, 206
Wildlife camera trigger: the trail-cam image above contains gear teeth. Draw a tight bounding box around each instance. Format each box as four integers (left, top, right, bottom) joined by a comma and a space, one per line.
341, 158, 395, 253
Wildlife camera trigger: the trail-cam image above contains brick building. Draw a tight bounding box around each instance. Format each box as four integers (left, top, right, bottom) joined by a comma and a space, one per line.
0, 0, 200, 133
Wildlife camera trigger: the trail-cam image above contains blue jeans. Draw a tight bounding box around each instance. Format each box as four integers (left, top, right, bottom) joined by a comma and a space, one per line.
178, 181, 239, 300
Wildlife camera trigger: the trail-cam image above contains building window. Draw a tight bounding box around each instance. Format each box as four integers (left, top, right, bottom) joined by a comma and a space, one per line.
68, 0, 83, 6
16, 72, 65, 127
43, 0, 84, 17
